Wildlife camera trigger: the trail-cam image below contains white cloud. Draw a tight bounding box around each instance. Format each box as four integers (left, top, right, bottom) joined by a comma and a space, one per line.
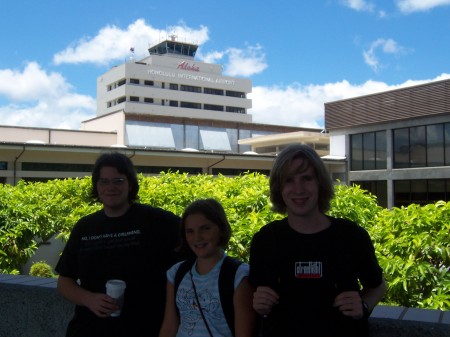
199, 44, 267, 77
363, 38, 409, 72
0, 62, 71, 101
1, 58, 449, 130
0, 62, 95, 128
52, 18, 266, 78
53, 19, 210, 66
249, 74, 450, 128
223, 45, 267, 77
200, 51, 225, 64
396, 0, 450, 13
341, 0, 375, 12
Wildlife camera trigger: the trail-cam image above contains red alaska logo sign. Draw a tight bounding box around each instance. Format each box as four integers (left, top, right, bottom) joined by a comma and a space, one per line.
177, 61, 200, 72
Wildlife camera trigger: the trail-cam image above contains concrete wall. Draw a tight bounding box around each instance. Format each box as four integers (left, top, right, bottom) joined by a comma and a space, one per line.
0, 274, 72, 337
0, 274, 449, 337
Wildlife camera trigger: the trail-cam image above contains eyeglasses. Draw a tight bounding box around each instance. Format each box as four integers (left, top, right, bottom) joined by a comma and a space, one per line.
98, 178, 127, 186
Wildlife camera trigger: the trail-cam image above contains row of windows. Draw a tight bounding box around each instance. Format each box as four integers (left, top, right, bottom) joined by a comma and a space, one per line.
124, 121, 276, 153
168, 83, 246, 98
352, 179, 450, 208
4, 164, 269, 181
108, 78, 246, 98
351, 122, 450, 170
108, 79, 154, 91
108, 96, 246, 114
22, 163, 94, 172
393, 124, 450, 168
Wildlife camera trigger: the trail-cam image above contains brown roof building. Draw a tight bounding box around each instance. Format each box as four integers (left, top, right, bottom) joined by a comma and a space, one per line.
325, 78, 450, 208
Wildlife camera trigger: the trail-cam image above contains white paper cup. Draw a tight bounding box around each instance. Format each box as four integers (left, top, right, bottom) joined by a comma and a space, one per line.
105, 279, 126, 317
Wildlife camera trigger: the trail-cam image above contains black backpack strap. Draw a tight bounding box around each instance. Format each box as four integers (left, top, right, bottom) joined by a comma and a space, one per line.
219, 256, 243, 336
174, 257, 196, 317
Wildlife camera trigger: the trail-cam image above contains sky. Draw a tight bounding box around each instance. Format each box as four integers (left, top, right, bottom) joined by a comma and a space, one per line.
1, 0, 450, 130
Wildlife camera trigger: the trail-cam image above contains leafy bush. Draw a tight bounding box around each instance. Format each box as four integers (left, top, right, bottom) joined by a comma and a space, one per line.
373, 202, 450, 309
0, 173, 449, 310
29, 260, 54, 278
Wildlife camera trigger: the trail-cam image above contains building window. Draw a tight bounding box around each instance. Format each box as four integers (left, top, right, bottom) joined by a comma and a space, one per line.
130, 96, 139, 102
180, 102, 201, 109
117, 96, 126, 104
130, 78, 139, 84
22, 162, 93, 172
0, 161, 7, 170
169, 100, 178, 107
352, 180, 388, 208
169, 83, 179, 90
117, 79, 126, 87
394, 123, 450, 168
180, 85, 201, 93
350, 131, 386, 171
144, 98, 154, 103
144, 80, 154, 86
410, 126, 426, 167
226, 106, 245, 114
393, 179, 450, 207
185, 125, 199, 149
204, 87, 224, 96
427, 124, 444, 166
204, 104, 223, 111
226, 90, 246, 98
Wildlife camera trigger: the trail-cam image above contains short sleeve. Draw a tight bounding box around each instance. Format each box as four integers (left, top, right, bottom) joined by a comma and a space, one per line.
166, 260, 184, 285
234, 263, 249, 289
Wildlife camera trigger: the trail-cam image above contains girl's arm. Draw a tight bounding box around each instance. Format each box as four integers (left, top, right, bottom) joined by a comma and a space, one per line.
158, 282, 179, 337
233, 276, 257, 337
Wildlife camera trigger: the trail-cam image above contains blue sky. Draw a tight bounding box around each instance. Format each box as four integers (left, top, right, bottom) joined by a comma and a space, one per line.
1, 0, 450, 129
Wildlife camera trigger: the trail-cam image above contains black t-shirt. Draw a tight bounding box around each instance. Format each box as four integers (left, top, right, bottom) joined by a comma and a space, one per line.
55, 203, 184, 337
249, 217, 383, 337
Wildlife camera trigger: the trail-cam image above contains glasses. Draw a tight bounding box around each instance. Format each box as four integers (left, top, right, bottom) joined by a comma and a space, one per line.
98, 178, 127, 186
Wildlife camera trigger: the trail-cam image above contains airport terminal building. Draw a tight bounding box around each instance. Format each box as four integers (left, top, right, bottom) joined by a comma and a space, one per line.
0, 37, 331, 185
6, 37, 450, 210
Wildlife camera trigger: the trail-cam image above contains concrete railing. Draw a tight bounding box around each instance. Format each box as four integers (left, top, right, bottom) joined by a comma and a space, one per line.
0, 274, 449, 337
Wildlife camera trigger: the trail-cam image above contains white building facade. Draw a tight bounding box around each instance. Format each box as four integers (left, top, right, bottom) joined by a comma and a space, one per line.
0, 38, 329, 185
82, 38, 262, 153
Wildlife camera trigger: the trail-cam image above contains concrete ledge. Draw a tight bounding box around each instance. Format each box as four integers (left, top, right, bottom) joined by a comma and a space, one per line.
0, 274, 449, 337
0, 274, 72, 337
369, 305, 450, 337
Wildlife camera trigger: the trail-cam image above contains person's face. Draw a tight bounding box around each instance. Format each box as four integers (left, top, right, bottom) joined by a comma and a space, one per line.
97, 166, 130, 215
281, 158, 320, 218
184, 213, 222, 259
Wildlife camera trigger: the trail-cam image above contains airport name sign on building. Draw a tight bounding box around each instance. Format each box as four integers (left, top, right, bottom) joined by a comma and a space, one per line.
147, 69, 236, 85
177, 61, 199, 72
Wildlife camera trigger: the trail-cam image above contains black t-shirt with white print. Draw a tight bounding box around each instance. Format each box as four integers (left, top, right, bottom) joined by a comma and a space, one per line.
56, 203, 184, 337
249, 216, 383, 337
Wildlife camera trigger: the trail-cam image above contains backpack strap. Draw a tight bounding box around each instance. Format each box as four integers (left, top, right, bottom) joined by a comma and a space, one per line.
174, 257, 196, 318
219, 256, 243, 336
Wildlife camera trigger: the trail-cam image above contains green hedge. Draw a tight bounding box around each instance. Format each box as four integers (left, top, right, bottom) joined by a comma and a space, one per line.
0, 173, 448, 310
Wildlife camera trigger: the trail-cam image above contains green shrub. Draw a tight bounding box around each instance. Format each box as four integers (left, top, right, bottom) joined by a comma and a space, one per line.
29, 260, 54, 278
0, 173, 449, 310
